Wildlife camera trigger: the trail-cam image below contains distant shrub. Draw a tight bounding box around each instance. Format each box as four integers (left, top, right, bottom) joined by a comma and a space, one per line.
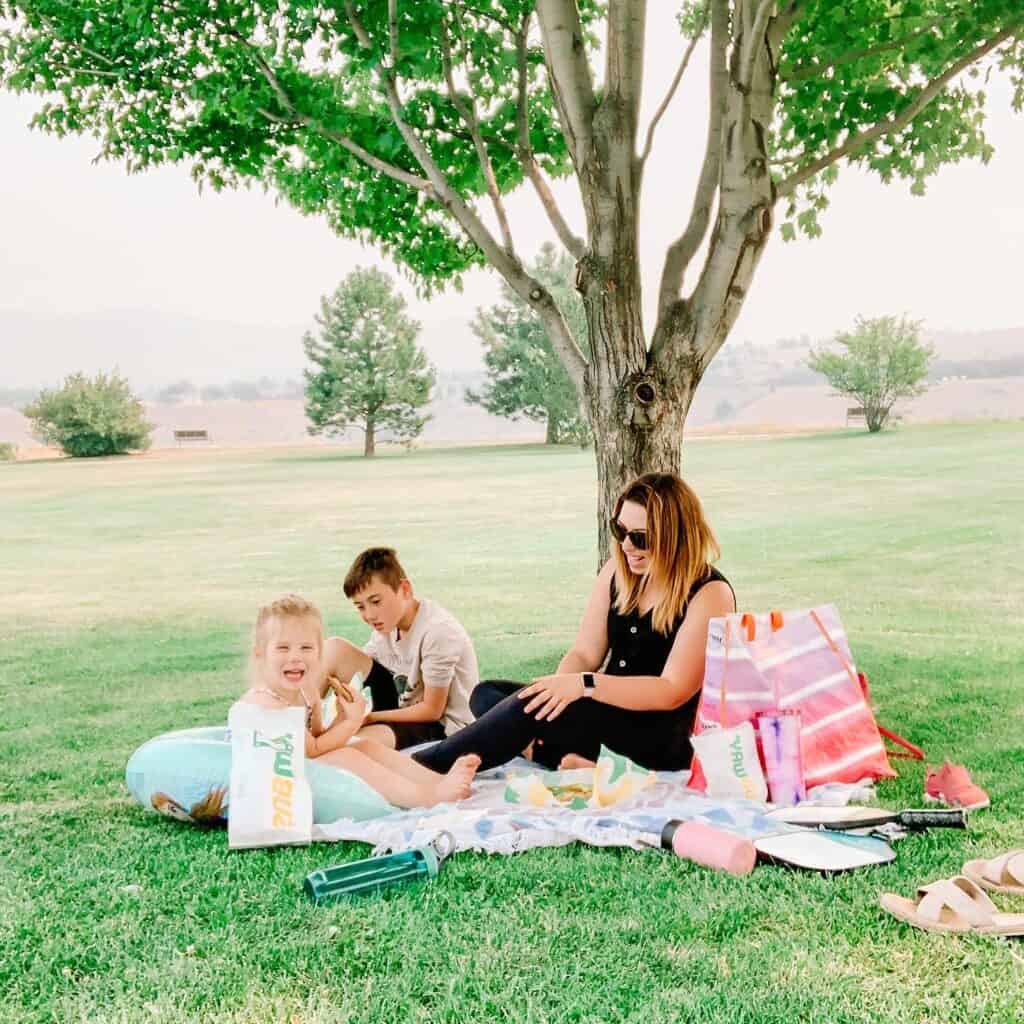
0, 442, 16, 462
23, 372, 153, 457
808, 315, 933, 432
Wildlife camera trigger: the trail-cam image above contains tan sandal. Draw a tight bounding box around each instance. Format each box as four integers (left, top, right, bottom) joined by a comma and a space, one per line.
963, 849, 1024, 895
879, 875, 1024, 936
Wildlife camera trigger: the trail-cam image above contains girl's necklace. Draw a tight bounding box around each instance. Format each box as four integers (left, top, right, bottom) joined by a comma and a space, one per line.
251, 686, 313, 728
252, 686, 299, 706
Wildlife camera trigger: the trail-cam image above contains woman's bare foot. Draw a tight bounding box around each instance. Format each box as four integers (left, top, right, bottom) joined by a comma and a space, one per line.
430, 754, 481, 805
559, 753, 596, 770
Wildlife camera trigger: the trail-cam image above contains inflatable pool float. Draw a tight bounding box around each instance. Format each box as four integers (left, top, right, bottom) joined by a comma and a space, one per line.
126, 726, 396, 825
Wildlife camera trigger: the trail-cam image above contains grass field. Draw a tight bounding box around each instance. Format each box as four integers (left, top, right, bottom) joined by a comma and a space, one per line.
2, 421, 1023, 1023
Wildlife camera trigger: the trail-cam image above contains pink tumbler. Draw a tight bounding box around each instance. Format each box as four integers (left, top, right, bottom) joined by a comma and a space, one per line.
758, 710, 806, 806
661, 820, 757, 876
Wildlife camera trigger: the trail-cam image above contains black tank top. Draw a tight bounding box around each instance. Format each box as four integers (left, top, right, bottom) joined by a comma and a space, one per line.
606, 567, 733, 678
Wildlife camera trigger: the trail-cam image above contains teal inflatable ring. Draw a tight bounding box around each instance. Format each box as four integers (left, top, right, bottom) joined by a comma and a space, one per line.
126, 726, 396, 825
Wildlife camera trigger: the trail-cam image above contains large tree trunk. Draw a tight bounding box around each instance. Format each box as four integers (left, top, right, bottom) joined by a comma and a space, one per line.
582, 302, 699, 561
539, 1, 782, 561
575, 1, 777, 562
574, 13, 654, 561
364, 415, 376, 457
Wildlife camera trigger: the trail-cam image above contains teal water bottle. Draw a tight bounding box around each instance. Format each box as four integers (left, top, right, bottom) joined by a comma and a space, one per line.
304, 832, 455, 904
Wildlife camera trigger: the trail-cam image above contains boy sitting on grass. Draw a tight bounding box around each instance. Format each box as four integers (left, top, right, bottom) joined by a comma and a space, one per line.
322, 547, 480, 750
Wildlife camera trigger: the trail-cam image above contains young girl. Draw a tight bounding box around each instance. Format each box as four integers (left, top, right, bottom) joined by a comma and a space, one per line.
239, 594, 479, 808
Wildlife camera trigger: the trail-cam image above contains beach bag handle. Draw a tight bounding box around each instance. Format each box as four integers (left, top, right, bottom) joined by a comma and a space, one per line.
721, 613, 787, 724
809, 609, 863, 690
858, 672, 925, 760
739, 611, 784, 642
808, 610, 924, 761
719, 618, 731, 726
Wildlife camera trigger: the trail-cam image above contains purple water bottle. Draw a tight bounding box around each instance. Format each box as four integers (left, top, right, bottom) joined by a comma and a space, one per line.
758, 710, 806, 806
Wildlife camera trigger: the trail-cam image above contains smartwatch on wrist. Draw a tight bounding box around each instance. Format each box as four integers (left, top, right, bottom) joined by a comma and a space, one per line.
581, 672, 596, 697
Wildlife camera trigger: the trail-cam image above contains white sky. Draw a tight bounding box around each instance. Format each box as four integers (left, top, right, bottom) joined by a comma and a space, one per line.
1, 7, 1022, 373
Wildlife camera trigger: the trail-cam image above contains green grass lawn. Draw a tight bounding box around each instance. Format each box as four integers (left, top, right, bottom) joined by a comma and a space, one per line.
2, 422, 1023, 1023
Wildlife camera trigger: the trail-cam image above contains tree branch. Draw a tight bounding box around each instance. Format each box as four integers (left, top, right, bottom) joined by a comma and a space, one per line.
777, 23, 1022, 198
48, 63, 124, 81
439, 11, 516, 254
739, 0, 776, 92
388, 0, 400, 67
34, 11, 116, 68
247, 47, 432, 192
535, 0, 598, 168
655, 0, 729, 323
342, 0, 589, 387
640, 7, 707, 166
779, 16, 948, 83
515, 13, 585, 259
772, 0, 809, 39
605, 0, 647, 128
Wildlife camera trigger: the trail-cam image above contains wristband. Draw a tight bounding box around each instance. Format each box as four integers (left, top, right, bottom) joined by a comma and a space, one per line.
581, 672, 596, 697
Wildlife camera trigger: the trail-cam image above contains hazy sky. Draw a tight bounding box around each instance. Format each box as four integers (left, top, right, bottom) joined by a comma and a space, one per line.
2, 7, 1022, 373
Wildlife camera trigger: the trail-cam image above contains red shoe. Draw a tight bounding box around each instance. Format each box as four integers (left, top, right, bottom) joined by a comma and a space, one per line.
924, 761, 990, 811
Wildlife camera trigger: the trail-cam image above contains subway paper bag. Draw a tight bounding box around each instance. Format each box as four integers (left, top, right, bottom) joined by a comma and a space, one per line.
228, 702, 313, 850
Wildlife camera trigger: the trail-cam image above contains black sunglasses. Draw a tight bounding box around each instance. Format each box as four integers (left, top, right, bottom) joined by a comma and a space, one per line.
609, 519, 648, 550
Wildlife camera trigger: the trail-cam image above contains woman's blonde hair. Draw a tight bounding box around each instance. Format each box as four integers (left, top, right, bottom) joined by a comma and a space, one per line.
249, 594, 324, 682
611, 473, 720, 634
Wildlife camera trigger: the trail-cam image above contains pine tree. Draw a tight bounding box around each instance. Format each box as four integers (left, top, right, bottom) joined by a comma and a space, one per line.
304, 268, 434, 456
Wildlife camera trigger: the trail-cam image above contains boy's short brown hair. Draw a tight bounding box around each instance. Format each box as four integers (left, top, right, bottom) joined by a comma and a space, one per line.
343, 547, 408, 597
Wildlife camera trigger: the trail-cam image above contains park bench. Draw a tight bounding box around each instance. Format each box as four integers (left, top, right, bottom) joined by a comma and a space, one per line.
845, 407, 905, 428
173, 429, 211, 446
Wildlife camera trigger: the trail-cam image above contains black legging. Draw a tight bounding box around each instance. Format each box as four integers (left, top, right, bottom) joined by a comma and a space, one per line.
412, 679, 696, 773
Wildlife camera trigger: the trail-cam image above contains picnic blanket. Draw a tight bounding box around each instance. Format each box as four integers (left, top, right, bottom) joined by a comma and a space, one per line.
313, 753, 824, 856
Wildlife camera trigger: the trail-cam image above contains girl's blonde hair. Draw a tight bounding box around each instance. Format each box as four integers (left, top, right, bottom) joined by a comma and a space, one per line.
612, 473, 720, 635
249, 594, 324, 682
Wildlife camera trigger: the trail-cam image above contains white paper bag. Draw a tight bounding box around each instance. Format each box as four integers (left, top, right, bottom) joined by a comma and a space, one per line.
689, 720, 768, 801
228, 702, 313, 850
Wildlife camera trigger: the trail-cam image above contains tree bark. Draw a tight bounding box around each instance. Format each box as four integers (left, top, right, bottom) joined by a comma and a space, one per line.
364, 415, 376, 457
585, 339, 692, 562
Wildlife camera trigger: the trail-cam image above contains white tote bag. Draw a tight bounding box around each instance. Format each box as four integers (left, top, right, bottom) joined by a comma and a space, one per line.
228, 702, 313, 850
689, 720, 768, 801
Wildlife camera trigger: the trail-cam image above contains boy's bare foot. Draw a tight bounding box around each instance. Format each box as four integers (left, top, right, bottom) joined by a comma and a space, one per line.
431, 753, 481, 805
559, 753, 596, 770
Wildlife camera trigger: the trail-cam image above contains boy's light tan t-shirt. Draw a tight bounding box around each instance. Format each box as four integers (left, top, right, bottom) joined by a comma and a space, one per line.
362, 598, 479, 735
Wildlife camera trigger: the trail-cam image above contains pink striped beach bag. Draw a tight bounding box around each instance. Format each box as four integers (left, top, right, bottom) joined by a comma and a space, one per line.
689, 606, 897, 793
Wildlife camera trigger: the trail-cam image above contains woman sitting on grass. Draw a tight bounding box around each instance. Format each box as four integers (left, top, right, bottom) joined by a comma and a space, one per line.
413, 472, 735, 774
238, 594, 479, 807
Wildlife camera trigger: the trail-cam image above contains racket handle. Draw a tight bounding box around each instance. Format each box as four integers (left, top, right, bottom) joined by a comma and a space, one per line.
897, 808, 968, 830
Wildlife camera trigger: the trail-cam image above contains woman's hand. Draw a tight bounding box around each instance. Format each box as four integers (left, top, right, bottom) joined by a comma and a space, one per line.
517, 673, 584, 722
